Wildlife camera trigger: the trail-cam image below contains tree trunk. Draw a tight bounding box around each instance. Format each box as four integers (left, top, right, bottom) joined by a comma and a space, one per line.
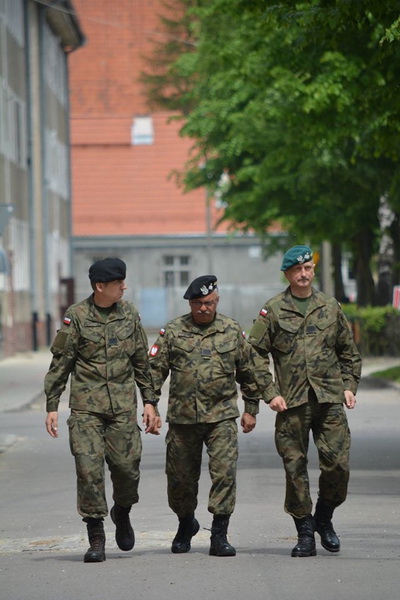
376, 197, 395, 306
353, 229, 376, 306
390, 212, 400, 287
332, 244, 348, 302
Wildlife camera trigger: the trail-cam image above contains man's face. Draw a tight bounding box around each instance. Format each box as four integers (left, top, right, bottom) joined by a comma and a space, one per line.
284, 261, 315, 291
95, 279, 127, 305
189, 289, 219, 325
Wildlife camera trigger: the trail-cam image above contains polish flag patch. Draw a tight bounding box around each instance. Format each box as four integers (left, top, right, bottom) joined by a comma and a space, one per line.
150, 344, 159, 357
242, 330, 246, 339
63, 317, 72, 325
159, 328, 166, 336
259, 308, 268, 317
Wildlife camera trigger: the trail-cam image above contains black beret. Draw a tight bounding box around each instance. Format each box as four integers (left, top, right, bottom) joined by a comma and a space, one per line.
183, 275, 218, 300
89, 258, 126, 283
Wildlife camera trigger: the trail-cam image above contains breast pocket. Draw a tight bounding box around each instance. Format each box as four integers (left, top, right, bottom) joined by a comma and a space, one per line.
116, 324, 136, 355
315, 316, 337, 348
216, 340, 237, 373
274, 319, 301, 353
171, 337, 196, 371
79, 327, 103, 359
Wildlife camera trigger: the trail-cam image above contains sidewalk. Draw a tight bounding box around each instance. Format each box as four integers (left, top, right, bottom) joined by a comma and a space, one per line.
0, 349, 51, 452
0, 348, 51, 413
1, 348, 399, 452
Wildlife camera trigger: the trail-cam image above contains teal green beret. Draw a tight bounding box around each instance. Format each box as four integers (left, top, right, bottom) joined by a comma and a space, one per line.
281, 245, 313, 271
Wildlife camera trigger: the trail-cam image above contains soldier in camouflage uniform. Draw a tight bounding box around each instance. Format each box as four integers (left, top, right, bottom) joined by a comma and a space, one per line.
249, 245, 361, 558
44, 258, 160, 563
149, 275, 260, 557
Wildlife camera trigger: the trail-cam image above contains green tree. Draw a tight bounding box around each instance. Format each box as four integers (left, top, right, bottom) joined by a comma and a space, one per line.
139, 0, 198, 114
142, 0, 400, 305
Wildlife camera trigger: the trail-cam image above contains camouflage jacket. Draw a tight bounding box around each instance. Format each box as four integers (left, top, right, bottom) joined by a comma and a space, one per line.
149, 313, 260, 424
45, 295, 156, 415
248, 287, 361, 408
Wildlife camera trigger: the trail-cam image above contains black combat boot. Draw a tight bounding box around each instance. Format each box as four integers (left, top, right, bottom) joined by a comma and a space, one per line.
291, 515, 317, 557
314, 499, 340, 552
209, 514, 236, 557
171, 513, 200, 553
110, 503, 135, 551
84, 518, 106, 563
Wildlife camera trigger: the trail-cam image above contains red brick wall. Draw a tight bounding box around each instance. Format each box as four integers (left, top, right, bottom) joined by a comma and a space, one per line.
69, 0, 227, 236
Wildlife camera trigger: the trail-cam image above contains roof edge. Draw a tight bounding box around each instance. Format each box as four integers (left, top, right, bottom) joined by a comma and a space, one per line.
40, 0, 86, 53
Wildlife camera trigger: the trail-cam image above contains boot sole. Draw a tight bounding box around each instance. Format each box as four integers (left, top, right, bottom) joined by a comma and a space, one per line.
209, 549, 236, 557
320, 541, 340, 553
291, 550, 317, 557
84, 553, 106, 563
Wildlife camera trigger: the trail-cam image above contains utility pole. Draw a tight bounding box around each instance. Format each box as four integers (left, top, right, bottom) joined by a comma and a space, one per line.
319, 241, 334, 295
205, 186, 213, 274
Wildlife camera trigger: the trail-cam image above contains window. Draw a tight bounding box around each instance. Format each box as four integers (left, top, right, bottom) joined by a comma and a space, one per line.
131, 116, 154, 145
162, 255, 190, 287
248, 246, 262, 259
0, 81, 27, 168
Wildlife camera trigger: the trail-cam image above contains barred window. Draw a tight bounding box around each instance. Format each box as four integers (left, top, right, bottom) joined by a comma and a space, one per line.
162, 256, 191, 287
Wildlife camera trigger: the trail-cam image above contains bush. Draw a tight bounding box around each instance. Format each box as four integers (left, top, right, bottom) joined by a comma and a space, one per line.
342, 304, 400, 357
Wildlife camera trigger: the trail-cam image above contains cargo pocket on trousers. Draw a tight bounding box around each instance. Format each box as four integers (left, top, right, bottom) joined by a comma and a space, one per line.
67, 414, 93, 457
66, 414, 79, 456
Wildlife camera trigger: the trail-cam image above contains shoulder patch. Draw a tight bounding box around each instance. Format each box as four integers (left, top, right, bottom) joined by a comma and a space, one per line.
63, 316, 72, 326
150, 344, 159, 357
242, 330, 246, 339
249, 319, 267, 342
52, 330, 69, 350
259, 308, 268, 317
159, 327, 166, 336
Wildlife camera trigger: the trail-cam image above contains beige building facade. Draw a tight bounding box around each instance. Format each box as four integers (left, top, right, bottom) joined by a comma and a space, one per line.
0, 0, 84, 357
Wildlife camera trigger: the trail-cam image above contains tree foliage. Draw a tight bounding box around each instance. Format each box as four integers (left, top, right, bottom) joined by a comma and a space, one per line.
141, 0, 400, 305
139, 0, 199, 114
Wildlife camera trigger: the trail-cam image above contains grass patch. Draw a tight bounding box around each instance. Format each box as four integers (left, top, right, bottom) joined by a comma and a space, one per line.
370, 366, 400, 383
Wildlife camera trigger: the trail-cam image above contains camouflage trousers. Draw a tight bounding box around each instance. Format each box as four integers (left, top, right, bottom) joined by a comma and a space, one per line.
67, 409, 142, 519
275, 389, 351, 518
166, 419, 238, 517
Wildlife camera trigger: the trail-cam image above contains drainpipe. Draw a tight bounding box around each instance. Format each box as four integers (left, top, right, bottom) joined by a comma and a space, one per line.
38, 7, 52, 345
24, 2, 39, 350
64, 54, 73, 278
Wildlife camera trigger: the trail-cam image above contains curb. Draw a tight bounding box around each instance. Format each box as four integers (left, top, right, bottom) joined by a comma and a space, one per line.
358, 376, 400, 390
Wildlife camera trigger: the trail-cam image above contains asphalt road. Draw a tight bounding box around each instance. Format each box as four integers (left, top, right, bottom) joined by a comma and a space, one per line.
0, 377, 399, 600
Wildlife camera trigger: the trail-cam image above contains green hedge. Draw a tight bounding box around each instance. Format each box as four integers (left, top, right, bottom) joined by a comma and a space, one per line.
342, 304, 400, 357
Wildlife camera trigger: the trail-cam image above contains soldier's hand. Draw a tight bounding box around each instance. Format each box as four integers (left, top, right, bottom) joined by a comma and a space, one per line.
154, 416, 162, 434
45, 411, 59, 438
143, 405, 162, 435
241, 412, 256, 433
269, 396, 287, 412
344, 390, 357, 409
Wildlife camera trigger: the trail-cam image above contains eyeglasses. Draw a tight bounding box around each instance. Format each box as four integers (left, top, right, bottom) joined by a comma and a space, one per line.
190, 300, 217, 308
